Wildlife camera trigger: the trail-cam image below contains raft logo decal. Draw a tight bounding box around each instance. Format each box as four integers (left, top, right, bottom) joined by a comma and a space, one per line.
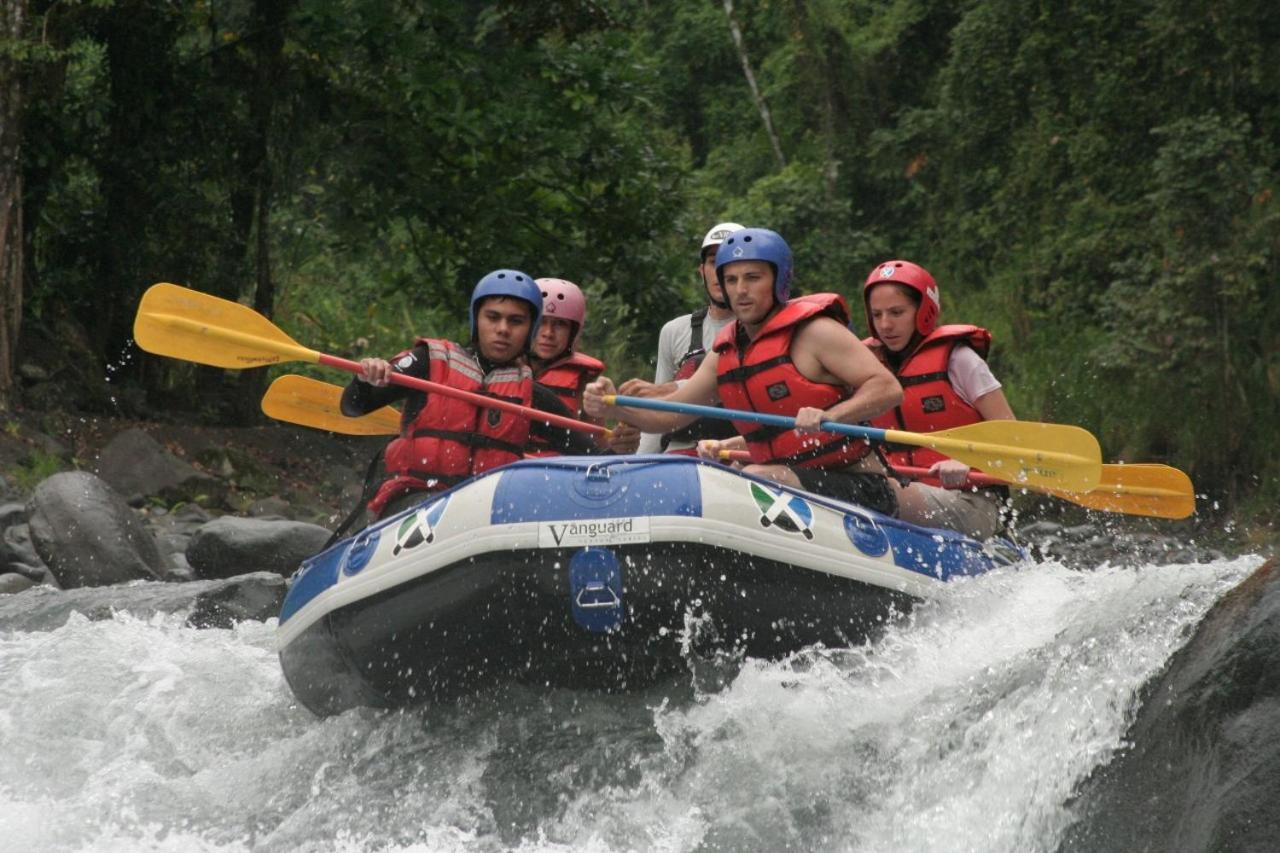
539, 516, 651, 548
392, 496, 449, 556
749, 483, 814, 540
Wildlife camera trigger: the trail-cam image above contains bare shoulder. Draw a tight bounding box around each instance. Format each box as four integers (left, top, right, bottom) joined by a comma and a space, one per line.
797, 315, 864, 348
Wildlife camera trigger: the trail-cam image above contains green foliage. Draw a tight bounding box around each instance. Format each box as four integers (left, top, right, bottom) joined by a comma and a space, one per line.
12, 0, 1280, 515
10, 449, 70, 492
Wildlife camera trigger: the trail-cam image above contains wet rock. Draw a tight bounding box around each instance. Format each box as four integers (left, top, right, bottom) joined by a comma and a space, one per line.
186, 516, 331, 579
26, 471, 168, 588
2, 523, 52, 583
174, 504, 213, 526
0, 504, 45, 579
186, 572, 287, 628
0, 502, 25, 530
0, 573, 37, 595
166, 552, 196, 582
92, 427, 223, 506
247, 495, 291, 518
0, 575, 283, 631
1063, 558, 1280, 852
1021, 518, 1223, 568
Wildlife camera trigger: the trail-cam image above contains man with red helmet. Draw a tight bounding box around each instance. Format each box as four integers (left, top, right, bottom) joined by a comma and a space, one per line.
622, 222, 745, 455
585, 229, 903, 514
862, 259, 1016, 538
529, 277, 639, 454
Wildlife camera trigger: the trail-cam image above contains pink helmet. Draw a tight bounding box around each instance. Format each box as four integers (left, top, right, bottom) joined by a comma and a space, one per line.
536, 278, 587, 349
863, 260, 940, 338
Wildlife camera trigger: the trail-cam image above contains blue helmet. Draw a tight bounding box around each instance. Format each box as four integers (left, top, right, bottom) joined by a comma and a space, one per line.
469, 269, 542, 347
714, 228, 793, 303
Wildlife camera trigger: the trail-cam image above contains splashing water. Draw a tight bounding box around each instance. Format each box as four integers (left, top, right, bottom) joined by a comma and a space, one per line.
0, 555, 1262, 852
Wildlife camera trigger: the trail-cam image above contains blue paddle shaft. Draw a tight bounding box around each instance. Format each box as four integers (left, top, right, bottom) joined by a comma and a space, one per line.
610, 394, 888, 442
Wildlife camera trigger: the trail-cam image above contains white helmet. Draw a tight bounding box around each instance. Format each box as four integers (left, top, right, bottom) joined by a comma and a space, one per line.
700, 222, 745, 252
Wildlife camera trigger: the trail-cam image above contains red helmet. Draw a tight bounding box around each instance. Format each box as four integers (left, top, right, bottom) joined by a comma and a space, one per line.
863, 260, 940, 338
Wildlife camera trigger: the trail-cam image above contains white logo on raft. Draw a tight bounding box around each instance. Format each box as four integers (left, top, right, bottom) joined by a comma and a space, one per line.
538, 517, 652, 548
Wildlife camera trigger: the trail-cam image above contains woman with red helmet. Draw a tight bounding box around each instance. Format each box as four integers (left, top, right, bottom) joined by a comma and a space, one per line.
863, 259, 1016, 538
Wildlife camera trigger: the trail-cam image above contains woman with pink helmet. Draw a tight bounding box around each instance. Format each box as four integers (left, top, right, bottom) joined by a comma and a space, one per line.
530, 278, 640, 454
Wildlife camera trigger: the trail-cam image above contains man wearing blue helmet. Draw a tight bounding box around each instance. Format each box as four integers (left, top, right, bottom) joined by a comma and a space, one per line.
342, 269, 599, 519
585, 229, 904, 515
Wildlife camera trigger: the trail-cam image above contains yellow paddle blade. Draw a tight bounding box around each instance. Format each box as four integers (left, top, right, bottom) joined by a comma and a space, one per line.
886, 419, 1102, 492
134, 283, 319, 368
1065, 463, 1196, 519
262, 375, 400, 436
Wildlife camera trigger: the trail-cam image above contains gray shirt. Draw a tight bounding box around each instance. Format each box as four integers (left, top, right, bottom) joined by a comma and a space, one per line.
637, 309, 735, 454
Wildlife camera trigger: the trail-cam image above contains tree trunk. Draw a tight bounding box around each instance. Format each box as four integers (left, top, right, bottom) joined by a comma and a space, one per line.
0, 0, 28, 412
236, 0, 294, 419
722, 0, 786, 170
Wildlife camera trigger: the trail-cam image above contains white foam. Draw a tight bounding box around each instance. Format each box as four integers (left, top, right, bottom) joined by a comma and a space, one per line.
0, 556, 1262, 851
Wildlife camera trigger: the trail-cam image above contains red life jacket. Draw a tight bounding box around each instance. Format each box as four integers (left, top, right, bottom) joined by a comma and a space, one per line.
369, 338, 533, 516
525, 351, 604, 457
865, 324, 992, 474
713, 293, 871, 469
533, 351, 604, 415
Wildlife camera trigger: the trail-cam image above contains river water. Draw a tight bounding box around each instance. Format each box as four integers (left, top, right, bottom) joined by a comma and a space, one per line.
0, 554, 1263, 852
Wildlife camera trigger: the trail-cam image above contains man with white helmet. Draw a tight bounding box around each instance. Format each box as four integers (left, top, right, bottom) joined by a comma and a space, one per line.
622, 222, 745, 455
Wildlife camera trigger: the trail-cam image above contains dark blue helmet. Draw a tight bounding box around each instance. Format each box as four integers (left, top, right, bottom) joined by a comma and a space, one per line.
714, 228, 793, 303
469, 269, 542, 347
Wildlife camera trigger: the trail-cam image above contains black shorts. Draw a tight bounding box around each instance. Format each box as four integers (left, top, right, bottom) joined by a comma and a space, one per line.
794, 468, 898, 516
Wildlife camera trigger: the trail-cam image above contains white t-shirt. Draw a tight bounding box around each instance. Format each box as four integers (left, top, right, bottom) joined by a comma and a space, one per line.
947, 345, 1002, 407
637, 309, 734, 453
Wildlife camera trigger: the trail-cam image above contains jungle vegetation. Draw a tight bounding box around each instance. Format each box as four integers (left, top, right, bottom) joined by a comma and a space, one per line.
2, 0, 1277, 515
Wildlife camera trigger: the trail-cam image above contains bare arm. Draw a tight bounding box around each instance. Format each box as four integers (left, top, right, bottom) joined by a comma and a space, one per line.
973, 388, 1016, 420
584, 350, 723, 433
791, 318, 902, 431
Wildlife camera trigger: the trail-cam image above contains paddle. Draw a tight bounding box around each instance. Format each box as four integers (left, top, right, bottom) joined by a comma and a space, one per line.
134, 283, 610, 437
887, 463, 1194, 519
714, 451, 1192, 519
603, 393, 1102, 491
262, 375, 401, 435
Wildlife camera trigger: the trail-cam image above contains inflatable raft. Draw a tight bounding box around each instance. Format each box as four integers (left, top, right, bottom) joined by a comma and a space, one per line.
277, 455, 1024, 715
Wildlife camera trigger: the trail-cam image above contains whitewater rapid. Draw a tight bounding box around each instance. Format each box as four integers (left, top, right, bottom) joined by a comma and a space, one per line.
0, 554, 1262, 852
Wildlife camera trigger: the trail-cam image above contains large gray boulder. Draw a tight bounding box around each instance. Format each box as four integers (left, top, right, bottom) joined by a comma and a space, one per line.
186, 516, 331, 579
187, 572, 288, 628
1063, 557, 1280, 852
92, 427, 222, 505
26, 471, 168, 588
